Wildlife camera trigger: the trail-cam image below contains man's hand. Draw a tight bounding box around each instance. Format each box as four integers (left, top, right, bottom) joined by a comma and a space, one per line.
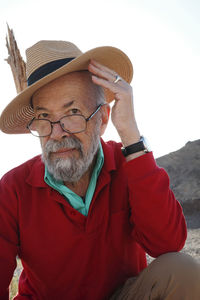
88, 60, 142, 152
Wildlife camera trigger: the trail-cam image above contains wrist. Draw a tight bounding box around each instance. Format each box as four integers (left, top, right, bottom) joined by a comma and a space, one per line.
125, 151, 146, 161
121, 136, 151, 158
118, 127, 141, 147
120, 134, 141, 147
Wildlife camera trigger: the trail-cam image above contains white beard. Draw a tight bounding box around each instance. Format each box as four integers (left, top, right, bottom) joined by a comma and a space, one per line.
41, 123, 101, 183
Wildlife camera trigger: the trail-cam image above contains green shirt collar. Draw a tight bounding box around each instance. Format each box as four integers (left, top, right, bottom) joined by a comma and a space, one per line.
44, 142, 104, 216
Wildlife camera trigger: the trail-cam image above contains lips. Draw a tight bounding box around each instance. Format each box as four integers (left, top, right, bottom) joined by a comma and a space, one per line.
50, 148, 76, 157
53, 148, 74, 153
44, 137, 83, 162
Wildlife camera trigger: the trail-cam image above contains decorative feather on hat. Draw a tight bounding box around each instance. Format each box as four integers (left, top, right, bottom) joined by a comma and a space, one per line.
0, 26, 133, 135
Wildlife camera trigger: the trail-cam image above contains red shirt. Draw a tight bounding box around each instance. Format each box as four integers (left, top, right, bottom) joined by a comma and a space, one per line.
0, 140, 187, 300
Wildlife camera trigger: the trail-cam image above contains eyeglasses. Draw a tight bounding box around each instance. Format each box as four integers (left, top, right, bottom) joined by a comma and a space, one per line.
27, 104, 104, 137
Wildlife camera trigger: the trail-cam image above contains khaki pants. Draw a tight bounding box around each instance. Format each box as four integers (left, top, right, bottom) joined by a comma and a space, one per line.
110, 253, 200, 300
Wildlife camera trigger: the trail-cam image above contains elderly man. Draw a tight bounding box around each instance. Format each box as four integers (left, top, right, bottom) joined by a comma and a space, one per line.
0, 40, 200, 300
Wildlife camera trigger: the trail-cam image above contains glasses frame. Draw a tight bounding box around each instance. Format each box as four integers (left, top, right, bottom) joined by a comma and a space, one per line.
27, 103, 104, 137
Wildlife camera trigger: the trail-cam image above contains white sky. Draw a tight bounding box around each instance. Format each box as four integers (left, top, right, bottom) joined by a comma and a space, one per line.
0, 0, 199, 178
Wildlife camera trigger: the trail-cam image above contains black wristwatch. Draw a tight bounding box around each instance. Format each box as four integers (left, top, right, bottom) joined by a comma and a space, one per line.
121, 136, 151, 157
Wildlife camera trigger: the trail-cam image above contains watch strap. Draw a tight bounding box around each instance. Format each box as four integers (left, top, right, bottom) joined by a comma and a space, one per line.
121, 137, 146, 157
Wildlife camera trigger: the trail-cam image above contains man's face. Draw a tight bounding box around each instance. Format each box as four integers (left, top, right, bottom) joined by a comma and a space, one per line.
32, 71, 108, 182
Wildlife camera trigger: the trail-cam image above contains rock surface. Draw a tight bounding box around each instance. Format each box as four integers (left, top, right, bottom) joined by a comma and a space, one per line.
156, 139, 200, 213
148, 141, 200, 264
182, 212, 200, 262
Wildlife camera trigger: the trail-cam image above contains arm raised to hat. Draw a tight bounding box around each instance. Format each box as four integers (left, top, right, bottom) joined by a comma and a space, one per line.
88, 60, 145, 160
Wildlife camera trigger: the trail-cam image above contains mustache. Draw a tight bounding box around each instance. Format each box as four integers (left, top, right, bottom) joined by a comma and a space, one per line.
43, 136, 83, 156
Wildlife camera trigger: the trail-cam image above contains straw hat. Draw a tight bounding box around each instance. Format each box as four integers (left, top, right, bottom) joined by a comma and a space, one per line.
0, 40, 133, 134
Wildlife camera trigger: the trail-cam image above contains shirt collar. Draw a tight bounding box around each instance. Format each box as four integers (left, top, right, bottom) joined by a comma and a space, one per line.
26, 138, 117, 188
44, 142, 104, 187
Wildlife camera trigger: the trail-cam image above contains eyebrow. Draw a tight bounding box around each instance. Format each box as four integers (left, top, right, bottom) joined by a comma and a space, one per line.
34, 100, 75, 112
63, 100, 74, 109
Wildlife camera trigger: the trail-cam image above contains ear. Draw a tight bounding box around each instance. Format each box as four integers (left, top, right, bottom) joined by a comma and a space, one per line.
100, 104, 110, 136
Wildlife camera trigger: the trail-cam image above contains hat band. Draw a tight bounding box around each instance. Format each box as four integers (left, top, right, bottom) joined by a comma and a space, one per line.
27, 57, 75, 86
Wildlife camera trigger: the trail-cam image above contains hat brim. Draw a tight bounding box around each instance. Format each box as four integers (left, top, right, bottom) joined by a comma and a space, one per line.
0, 46, 133, 134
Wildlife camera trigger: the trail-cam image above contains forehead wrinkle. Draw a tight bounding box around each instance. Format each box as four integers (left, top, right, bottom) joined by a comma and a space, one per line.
34, 100, 75, 112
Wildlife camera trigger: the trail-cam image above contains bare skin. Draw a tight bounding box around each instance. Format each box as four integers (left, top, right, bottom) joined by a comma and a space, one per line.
88, 60, 145, 161
32, 63, 144, 196
32, 71, 109, 196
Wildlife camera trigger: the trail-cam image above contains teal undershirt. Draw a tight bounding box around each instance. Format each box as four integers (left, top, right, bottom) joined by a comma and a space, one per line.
44, 143, 104, 216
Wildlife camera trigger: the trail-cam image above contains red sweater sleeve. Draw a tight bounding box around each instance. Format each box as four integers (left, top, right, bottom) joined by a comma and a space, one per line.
0, 174, 19, 299
124, 152, 187, 258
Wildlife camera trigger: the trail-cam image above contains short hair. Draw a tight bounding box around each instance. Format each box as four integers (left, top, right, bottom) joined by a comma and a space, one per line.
93, 85, 105, 106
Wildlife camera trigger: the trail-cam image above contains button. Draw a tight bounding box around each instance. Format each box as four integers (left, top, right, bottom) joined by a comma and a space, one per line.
70, 211, 76, 216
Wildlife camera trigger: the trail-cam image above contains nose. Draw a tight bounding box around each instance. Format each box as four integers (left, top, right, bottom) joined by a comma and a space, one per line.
50, 122, 71, 140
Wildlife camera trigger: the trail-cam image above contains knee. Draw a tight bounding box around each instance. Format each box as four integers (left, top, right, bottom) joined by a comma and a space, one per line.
151, 252, 200, 282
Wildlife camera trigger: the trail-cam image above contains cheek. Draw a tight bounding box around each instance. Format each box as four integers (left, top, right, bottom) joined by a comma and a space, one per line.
75, 131, 92, 154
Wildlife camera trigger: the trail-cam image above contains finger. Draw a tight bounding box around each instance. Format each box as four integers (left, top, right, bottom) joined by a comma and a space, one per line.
91, 75, 126, 95
90, 60, 117, 76
88, 62, 116, 83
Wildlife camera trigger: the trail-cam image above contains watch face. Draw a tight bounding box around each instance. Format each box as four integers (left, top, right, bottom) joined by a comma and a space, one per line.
141, 136, 151, 152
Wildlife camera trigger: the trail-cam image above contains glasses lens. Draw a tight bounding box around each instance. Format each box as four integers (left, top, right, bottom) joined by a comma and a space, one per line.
29, 119, 51, 137
61, 115, 86, 133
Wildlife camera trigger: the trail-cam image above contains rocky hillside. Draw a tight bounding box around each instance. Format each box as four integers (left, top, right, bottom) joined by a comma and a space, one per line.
156, 139, 200, 213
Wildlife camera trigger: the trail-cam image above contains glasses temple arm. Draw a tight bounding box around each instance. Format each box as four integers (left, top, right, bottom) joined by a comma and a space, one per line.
86, 103, 106, 121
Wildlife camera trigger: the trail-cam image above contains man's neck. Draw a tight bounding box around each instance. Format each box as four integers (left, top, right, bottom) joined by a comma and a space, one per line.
63, 154, 97, 197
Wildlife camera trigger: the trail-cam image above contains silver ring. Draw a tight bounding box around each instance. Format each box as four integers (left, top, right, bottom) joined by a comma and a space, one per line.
113, 75, 121, 84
